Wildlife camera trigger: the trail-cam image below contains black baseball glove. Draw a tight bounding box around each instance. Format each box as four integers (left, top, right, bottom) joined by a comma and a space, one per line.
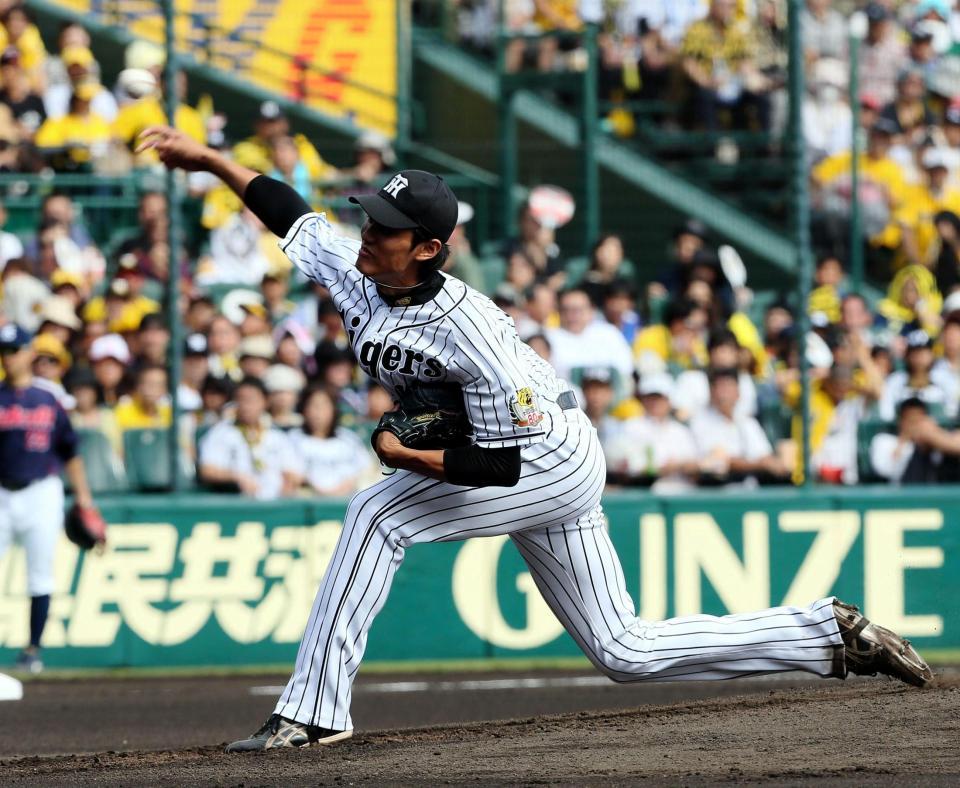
372, 383, 473, 451
65, 503, 108, 551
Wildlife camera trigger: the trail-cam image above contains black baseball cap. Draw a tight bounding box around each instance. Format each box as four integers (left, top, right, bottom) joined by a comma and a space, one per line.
865, 2, 890, 22
349, 169, 459, 243
0, 323, 31, 350
184, 333, 208, 356
906, 329, 934, 350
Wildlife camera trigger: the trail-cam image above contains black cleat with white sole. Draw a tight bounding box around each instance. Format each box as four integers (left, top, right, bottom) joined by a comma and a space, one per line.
225, 713, 353, 752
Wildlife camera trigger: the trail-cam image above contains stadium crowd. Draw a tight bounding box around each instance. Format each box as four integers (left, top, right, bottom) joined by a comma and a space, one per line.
3, 5, 960, 495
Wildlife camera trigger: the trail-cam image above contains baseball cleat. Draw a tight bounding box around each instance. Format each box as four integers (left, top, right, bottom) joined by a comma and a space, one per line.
13, 648, 43, 675
834, 600, 933, 687
224, 713, 352, 752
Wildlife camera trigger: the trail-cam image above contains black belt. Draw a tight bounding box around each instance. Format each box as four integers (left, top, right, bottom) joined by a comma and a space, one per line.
557, 390, 578, 411
0, 478, 32, 491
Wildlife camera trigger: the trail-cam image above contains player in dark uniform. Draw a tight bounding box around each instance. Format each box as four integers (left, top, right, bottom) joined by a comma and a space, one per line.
0, 323, 97, 673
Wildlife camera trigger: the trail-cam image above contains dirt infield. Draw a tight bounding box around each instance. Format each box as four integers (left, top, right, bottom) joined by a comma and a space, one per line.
2, 672, 958, 786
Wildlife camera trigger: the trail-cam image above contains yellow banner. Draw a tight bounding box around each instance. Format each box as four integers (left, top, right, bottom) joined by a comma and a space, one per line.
51, 0, 397, 133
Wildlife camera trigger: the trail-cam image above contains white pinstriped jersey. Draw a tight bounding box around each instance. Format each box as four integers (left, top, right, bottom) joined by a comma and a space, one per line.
280, 212, 569, 449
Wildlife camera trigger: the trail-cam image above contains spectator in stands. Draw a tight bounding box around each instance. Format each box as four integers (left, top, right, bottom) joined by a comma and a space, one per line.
50, 269, 85, 308
680, 0, 772, 134
64, 365, 120, 455
185, 293, 216, 334
44, 22, 98, 93
934, 211, 960, 295
547, 287, 634, 388
43, 45, 117, 122
604, 372, 699, 493
944, 102, 960, 149
82, 266, 160, 335
264, 363, 305, 431
512, 279, 553, 339
290, 386, 374, 497
877, 264, 943, 339
633, 298, 708, 372
198, 376, 302, 499
870, 397, 955, 483
691, 367, 789, 486
25, 192, 97, 262
578, 233, 628, 306
261, 273, 295, 326
131, 312, 169, 370
274, 322, 315, 378
792, 362, 866, 485
812, 118, 907, 262
179, 333, 208, 414
504, 201, 565, 289
880, 329, 958, 420
112, 192, 171, 281
199, 373, 233, 428
578, 366, 619, 445
268, 135, 312, 203
649, 218, 709, 301
237, 334, 275, 380
206, 314, 242, 381
907, 23, 940, 79
880, 66, 935, 146
602, 1, 679, 107
600, 280, 641, 347
858, 2, 908, 106
35, 295, 80, 346
30, 332, 70, 388
114, 363, 171, 433
232, 101, 331, 181
807, 255, 845, 325
441, 201, 486, 294
898, 149, 960, 270
0, 5, 46, 88
200, 207, 275, 286
673, 328, 757, 421
35, 82, 112, 171
0, 200, 22, 271
801, 0, 847, 63
0, 46, 44, 136
113, 70, 204, 162
530, 0, 582, 72
0, 258, 47, 331
319, 130, 394, 227
803, 57, 852, 163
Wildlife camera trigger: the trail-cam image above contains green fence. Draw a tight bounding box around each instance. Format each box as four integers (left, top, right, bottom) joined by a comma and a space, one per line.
0, 489, 956, 668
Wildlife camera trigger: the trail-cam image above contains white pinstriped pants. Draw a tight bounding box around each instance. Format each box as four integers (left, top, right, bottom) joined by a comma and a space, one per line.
275, 411, 843, 731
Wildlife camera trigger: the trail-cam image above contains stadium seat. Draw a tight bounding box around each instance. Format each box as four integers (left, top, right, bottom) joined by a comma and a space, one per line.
123, 428, 194, 491
73, 428, 128, 494
758, 399, 793, 444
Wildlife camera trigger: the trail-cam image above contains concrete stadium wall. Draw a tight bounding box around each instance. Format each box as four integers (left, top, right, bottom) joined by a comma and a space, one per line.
0, 489, 956, 668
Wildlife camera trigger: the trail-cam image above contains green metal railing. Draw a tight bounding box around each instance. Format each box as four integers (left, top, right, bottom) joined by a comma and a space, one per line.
495, 11, 599, 252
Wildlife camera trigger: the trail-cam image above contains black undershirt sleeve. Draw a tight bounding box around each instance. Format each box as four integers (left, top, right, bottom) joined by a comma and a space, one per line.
443, 444, 522, 487
242, 174, 312, 238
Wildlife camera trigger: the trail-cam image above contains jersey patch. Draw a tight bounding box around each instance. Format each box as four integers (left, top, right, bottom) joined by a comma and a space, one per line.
509, 387, 543, 428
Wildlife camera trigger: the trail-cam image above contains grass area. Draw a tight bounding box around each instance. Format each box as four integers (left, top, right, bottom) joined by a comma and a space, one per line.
11, 650, 960, 682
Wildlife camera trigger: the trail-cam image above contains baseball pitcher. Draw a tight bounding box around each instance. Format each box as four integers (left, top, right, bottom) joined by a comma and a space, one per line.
136, 126, 932, 752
